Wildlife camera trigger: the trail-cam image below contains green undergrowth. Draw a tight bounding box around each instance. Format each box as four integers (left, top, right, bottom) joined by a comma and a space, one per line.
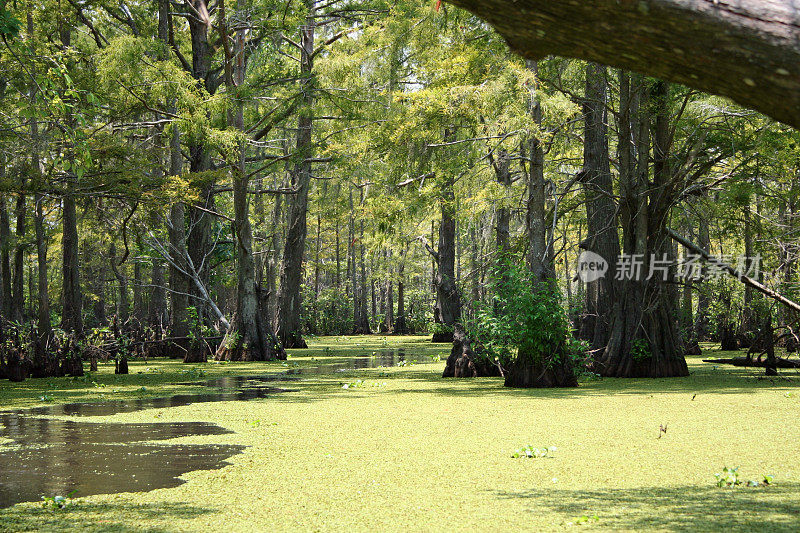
0, 336, 799, 531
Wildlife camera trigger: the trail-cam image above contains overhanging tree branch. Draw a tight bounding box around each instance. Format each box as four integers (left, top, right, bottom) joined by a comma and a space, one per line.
445, 0, 800, 128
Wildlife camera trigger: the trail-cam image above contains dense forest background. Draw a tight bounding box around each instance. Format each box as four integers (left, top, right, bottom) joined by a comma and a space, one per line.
0, 0, 797, 384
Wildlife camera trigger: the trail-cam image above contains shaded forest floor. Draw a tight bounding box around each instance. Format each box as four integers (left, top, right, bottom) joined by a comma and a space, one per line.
1, 336, 799, 531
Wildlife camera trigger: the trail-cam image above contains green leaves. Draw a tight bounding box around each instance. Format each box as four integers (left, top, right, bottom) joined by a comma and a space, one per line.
630, 339, 651, 361
40, 490, 77, 510
714, 466, 740, 487
511, 445, 556, 459
0, 2, 20, 39
468, 259, 576, 367
715, 467, 774, 489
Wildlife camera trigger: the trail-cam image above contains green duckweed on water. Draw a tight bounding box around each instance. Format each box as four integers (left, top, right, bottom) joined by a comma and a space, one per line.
0, 336, 799, 532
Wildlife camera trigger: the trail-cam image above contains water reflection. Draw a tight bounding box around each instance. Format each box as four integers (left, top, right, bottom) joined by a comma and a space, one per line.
0, 377, 290, 507
0, 410, 244, 508
292, 349, 409, 374
0, 348, 415, 508
26, 385, 290, 419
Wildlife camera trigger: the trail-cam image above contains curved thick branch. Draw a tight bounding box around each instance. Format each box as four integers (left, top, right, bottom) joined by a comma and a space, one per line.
445, 0, 800, 127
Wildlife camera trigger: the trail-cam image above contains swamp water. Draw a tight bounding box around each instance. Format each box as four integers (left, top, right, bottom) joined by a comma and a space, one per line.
0, 350, 415, 507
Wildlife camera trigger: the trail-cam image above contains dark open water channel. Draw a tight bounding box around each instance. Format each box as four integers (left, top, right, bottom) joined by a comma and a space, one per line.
0, 350, 411, 508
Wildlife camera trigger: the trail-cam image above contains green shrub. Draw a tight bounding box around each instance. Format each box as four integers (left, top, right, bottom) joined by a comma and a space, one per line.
630, 338, 651, 361
303, 287, 353, 336
468, 260, 581, 370
429, 323, 454, 335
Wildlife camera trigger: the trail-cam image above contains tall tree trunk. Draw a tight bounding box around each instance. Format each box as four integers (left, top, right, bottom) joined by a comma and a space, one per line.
109, 244, 129, 326
680, 238, 698, 353
0, 195, 11, 320
60, 21, 82, 336
33, 193, 53, 372
12, 194, 26, 323
503, 60, 574, 388
779, 195, 797, 341
265, 185, 283, 326
348, 187, 357, 331
357, 214, 371, 333
433, 170, 461, 340
394, 243, 408, 334
525, 60, 552, 281
314, 213, 321, 302
276, 2, 315, 348
162, 0, 190, 339
350, 187, 370, 334
28, 8, 55, 372
371, 280, 377, 325
470, 221, 480, 314
186, 0, 216, 327
335, 219, 341, 288
579, 63, 619, 353
694, 210, 711, 340
216, 0, 284, 362
494, 149, 511, 258
92, 241, 108, 328
253, 176, 271, 332
133, 258, 144, 325
739, 202, 755, 347
384, 252, 394, 333
150, 252, 168, 332
62, 192, 82, 334
169, 206, 189, 338
27, 257, 34, 319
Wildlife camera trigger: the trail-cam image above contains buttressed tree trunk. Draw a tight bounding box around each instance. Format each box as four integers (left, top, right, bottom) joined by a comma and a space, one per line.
599, 79, 688, 378
445, 0, 800, 128
442, 324, 502, 378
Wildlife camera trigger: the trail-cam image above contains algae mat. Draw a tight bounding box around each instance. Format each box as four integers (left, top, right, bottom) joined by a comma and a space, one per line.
0, 336, 798, 532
